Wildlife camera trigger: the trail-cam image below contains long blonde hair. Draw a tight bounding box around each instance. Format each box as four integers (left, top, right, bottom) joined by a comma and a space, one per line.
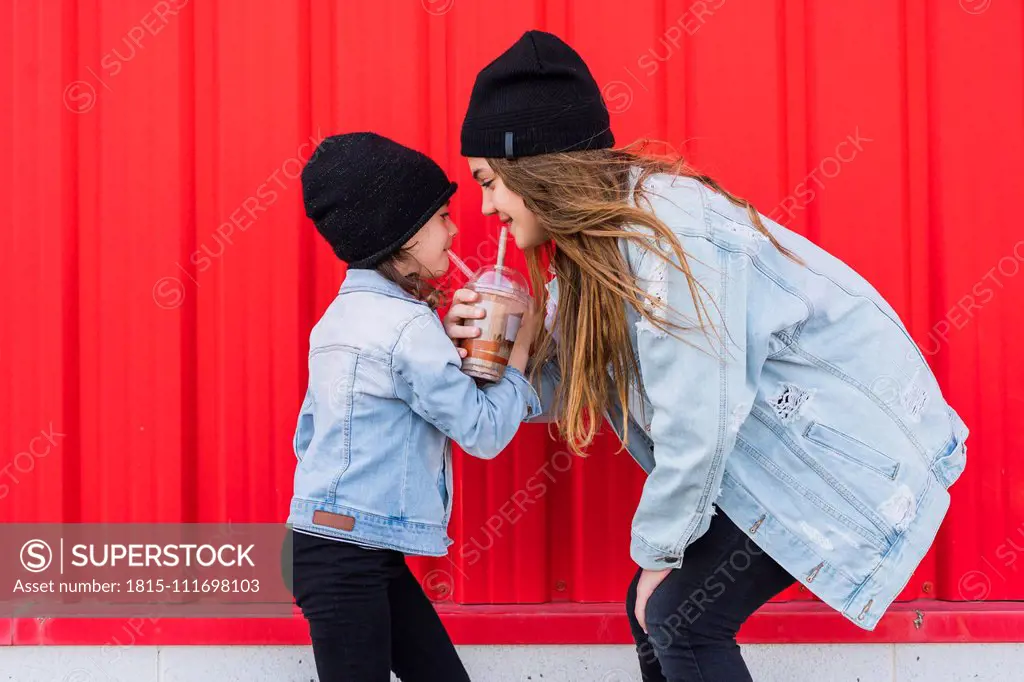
488, 143, 796, 457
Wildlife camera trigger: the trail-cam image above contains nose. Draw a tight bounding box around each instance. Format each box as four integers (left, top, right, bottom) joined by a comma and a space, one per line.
481, 194, 495, 217
447, 220, 458, 237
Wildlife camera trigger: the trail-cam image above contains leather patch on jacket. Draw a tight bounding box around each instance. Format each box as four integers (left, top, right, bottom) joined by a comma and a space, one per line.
312, 510, 356, 532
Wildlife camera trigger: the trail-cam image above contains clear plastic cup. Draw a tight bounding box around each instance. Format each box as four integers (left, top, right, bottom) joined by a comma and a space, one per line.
459, 265, 531, 383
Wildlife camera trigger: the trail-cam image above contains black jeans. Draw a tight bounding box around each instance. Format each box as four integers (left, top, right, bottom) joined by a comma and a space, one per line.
290, 530, 470, 682
625, 508, 795, 682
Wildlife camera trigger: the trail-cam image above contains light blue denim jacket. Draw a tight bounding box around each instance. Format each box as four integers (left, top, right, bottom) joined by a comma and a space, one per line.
530, 172, 968, 630
288, 269, 542, 556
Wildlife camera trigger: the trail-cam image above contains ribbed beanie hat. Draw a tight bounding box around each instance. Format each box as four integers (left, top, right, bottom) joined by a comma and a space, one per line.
461, 30, 614, 159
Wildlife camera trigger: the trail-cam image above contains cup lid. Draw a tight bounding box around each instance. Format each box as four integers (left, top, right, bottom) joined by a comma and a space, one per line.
469, 265, 531, 303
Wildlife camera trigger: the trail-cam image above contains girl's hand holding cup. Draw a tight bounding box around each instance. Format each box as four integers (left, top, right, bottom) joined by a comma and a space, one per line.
513, 298, 543, 355
444, 286, 541, 374
443, 288, 485, 359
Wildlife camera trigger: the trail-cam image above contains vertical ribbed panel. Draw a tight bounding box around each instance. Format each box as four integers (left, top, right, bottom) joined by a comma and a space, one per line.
2, 0, 1021, 608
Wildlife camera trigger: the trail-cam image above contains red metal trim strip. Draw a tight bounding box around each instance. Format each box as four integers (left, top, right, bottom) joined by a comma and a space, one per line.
8, 601, 1024, 646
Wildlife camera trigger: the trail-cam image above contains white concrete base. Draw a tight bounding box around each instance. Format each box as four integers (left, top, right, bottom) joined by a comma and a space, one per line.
0, 644, 1021, 681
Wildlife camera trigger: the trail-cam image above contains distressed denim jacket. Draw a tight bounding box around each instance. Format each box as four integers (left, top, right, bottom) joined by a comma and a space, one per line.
529, 172, 969, 630
288, 269, 541, 556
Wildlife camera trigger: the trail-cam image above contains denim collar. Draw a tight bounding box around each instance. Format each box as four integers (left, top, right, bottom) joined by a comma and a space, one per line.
338, 268, 428, 306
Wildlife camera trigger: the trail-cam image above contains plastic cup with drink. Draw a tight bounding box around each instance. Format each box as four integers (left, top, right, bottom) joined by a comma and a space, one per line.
448, 227, 530, 383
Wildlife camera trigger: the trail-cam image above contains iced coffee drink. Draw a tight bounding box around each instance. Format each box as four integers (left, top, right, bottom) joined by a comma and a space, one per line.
460, 265, 530, 383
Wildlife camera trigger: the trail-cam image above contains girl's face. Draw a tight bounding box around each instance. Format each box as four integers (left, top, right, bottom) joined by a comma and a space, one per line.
467, 158, 546, 249
401, 203, 458, 278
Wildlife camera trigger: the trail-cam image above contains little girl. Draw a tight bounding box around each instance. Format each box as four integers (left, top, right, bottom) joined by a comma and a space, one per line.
288, 132, 541, 681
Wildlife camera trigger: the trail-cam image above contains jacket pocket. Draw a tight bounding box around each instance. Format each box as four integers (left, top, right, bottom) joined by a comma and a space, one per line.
293, 387, 315, 461
437, 440, 454, 524
804, 422, 899, 480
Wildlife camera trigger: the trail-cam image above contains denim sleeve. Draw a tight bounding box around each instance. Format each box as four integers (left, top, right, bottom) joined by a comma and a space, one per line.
391, 311, 542, 459
629, 238, 756, 570
523, 354, 562, 424
523, 274, 563, 424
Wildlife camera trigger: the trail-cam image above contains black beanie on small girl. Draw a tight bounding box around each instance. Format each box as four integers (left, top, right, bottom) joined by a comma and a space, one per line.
301, 132, 458, 268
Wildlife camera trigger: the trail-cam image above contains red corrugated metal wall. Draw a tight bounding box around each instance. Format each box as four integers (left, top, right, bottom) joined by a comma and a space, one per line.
2, 0, 1023, 636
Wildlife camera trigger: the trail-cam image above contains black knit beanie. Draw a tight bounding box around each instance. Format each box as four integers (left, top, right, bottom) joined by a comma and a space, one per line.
461, 30, 615, 159
301, 132, 458, 268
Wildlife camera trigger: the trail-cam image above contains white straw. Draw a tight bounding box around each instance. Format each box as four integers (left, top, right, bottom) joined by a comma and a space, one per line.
447, 250, 475, 278
495, 226, 508, 287
496, 226, 508, 270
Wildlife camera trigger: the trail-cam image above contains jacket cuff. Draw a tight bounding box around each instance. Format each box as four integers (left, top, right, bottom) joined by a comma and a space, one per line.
630, 533, 683, 571
502, 366, 543, 420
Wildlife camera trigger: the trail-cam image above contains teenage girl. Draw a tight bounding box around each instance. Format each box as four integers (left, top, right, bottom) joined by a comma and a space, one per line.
444, 31, 968, 682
